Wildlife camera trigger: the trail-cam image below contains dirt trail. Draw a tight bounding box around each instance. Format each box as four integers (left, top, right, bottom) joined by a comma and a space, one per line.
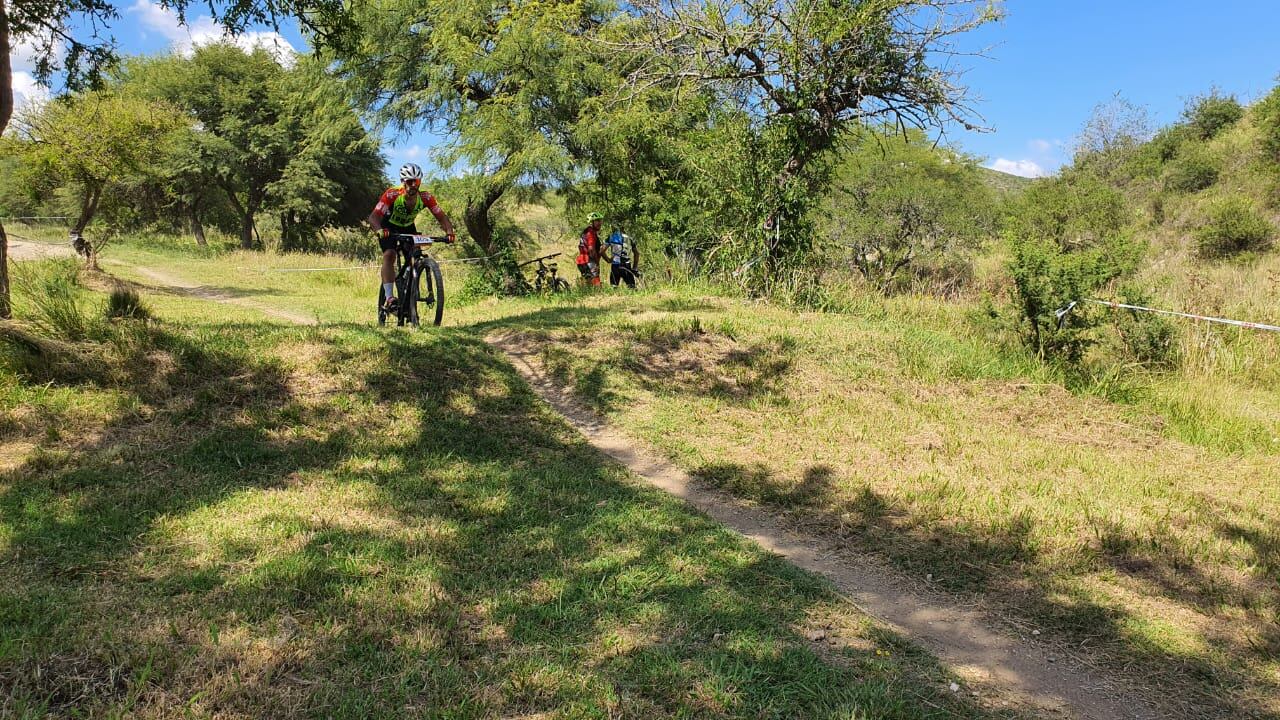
489, 332, 1165, 720
114, 264, 1164, 719
7, 237, 76, 261
133, 266, 316, 325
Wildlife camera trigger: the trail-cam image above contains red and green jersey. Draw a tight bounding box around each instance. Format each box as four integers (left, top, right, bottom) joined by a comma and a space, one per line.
373, 185, 444, 230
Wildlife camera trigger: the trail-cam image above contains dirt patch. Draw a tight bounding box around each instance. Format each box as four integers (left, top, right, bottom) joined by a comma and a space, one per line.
133, 267, 316, 325
488, 330, 1168, 720
7, 238, 76, 262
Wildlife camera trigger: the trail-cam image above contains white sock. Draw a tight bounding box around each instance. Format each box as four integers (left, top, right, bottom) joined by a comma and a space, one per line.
383, 282, 395, 300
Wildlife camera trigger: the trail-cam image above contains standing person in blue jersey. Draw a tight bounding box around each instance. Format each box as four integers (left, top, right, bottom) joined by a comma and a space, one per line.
605, 227, 639, 289
368, 163, 456, 312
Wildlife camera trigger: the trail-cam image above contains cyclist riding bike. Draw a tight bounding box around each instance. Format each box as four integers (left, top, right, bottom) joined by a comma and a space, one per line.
368, 163, 456, 311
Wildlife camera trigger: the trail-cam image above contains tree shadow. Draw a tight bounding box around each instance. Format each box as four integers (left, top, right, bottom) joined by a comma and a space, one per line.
0, 324, 1015, 718
683, 460, 1276, 719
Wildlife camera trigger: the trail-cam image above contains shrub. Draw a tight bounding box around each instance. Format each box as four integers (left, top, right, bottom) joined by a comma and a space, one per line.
1110, 285, 1179, 367
1007, 232, 1142, 364
105, 287, 151, 321
1256, 85, 1280, 166
1163, 144, 1219, 193
1194, 196, 1275, 257
1125, 124, 1191, 180
313, 226, 380, 261
11, 260, 94, 341
1010, 170, 1129, 250
1183, 91, 1244, 140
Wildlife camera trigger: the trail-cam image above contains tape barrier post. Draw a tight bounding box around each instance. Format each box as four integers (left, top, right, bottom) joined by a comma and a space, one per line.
1055, 299, 1280, 333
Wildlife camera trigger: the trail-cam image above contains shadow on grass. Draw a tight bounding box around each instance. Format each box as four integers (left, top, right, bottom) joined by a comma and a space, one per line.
688, 459, 1277, 719
0, 323, 1012, 719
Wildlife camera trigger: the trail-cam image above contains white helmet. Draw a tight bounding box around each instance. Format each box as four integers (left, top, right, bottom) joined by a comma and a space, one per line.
399, 163, 423, 183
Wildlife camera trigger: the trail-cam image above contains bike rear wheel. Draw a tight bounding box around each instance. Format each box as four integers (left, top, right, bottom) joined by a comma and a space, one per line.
377, 285, 388, 326
552, 278, 570, 293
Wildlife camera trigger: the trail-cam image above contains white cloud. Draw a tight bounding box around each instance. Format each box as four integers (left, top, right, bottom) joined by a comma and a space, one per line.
1029, 139, 1053, 154
403, 144, 425, 160
11, 71, 50, 112
987, 158, 1048, 178
128, 0, 297, 65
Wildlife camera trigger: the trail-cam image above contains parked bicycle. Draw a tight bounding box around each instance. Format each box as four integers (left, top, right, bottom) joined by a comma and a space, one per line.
378, 234, 446, 327
519, 252, 571, 293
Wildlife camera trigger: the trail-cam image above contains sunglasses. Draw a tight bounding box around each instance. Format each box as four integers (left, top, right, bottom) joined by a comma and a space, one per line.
404, 179, 421, 189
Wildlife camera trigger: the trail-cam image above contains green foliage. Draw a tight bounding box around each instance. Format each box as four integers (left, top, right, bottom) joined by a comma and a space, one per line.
10, 92, 189, 234
1110, 285, 1179, 367
1194, 196, 1275, 258
1124, 124, 1191, 180
311, 226, 380, 261
105, 288, 151, 321
1255, 84, 1280, 167
118, 44, 384, 249
1009, 171, 1130, 249
1182, 91, 1244, 140
1007, 233, 1140, 364
10, 260, 93, 340
1162, 143, 1220, 193
820, 130, 998, 294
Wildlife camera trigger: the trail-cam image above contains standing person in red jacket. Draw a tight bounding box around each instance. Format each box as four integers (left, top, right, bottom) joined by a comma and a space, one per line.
576, 212, 604, 287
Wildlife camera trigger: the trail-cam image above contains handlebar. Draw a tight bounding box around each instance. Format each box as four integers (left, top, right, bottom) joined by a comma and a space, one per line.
518, 252, 561, 267
388, 233, 448, 247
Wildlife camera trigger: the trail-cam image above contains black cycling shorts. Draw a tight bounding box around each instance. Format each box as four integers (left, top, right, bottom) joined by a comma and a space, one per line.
379, 224, 416, 252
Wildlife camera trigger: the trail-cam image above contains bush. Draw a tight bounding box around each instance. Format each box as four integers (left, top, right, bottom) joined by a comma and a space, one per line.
1256, 85, 1280, 166
11, 260, 94, 341
312, 226, 380, 261
105, 287, 152, 321
1125, 124, 1191, 180
1007, 232, 1142, 364
1110, 285, 1179, 367
1163, 144, 1219, 193
1194, 196, 1275, 257
1010, 170, 1129, 249
1183, 91, 1244, 140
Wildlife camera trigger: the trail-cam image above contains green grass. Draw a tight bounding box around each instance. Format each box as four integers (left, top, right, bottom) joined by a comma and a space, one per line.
470, 285, 1280, 719
0, 257, 1019, 717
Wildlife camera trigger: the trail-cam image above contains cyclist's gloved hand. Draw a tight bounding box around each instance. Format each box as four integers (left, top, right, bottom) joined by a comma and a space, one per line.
380, 228, 392, 239
446, 233, 456, 244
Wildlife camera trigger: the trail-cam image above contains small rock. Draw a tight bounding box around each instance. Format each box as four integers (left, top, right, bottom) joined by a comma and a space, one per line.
595, 500, 608, 507
712, 632, 723, 641
806, 629, 827, 642
1031, 629, 1041, 636
1047, 656, 1057, 663
926, 573, 933, 582
949, 682, 960, 693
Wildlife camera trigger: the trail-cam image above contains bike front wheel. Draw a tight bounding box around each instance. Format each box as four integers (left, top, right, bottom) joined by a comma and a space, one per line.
424, 257, 445, 326
552, 278, 570, 293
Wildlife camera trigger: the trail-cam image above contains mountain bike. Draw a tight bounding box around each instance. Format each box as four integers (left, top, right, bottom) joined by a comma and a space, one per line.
378, 234, 446, 328
519, 252, 571, 293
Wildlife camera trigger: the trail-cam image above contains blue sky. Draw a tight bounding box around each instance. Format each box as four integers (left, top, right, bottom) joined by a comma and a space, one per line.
10, 1, 1280, 178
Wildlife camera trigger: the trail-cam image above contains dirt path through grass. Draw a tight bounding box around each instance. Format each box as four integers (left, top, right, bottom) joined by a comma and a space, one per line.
132, 265, 317, 325
489, 331, 1166, 720
112, 262, 1164, 719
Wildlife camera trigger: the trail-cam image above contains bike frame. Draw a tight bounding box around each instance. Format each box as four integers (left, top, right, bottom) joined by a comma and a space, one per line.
382, 234, 445, 327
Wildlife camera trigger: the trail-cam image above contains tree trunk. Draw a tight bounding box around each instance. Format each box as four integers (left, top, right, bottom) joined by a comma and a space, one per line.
0, 221, 10, 319
72, 185, 102, 235
190, 209, 207, 246
1, 0, 15, 319
462, 182, 508, 257
239, 212, 255, 250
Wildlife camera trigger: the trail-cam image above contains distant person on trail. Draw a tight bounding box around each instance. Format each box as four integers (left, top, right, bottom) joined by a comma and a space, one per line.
368, 163, 456, 311
605, 228, 638, 289
576, 212, 604, 287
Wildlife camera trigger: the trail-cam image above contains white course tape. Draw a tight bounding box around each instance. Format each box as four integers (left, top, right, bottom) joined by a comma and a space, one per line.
1085, 299, 1280, 333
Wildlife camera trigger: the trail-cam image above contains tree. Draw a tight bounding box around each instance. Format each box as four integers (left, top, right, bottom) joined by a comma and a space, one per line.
619, 0, 999, 293
10, 91, 188, 267
119, 44, 384, 250
821, 130, 997, 294
328, 0, 613, 275
0, 0, 354, 313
